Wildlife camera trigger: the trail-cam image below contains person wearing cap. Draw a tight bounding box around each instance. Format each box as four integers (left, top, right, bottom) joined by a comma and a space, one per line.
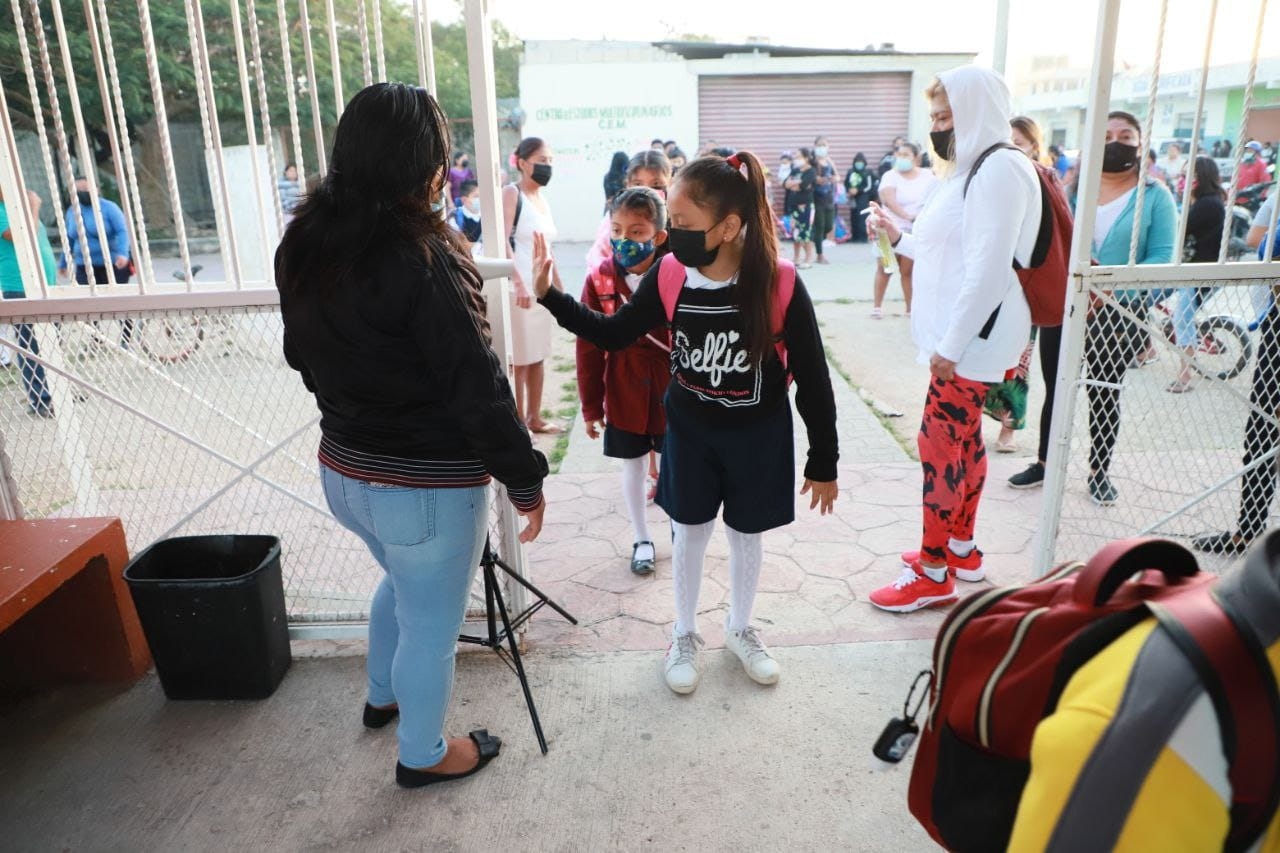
1237, 141, 1271, 190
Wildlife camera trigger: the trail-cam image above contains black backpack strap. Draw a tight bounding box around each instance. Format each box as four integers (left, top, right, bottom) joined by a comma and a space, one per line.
963, 142, 1020, 197
507, 186, 522, 250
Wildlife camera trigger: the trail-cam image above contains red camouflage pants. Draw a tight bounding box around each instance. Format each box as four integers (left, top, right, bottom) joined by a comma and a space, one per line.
918, 374, 991, 563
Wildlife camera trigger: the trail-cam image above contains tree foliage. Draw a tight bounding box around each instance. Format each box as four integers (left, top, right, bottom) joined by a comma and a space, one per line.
0, 0, 521, 157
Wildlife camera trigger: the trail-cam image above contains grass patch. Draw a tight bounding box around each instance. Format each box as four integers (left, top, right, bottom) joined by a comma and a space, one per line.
823, 344, 918, 461
546, 431, 571, 473
552, 356, 575, 372
556, 405, 577, 420
834, 297, 854, 305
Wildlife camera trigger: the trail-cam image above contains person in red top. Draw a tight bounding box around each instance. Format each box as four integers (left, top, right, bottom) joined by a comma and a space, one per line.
1237, 140, 1271, 190
578, 187, 672, 574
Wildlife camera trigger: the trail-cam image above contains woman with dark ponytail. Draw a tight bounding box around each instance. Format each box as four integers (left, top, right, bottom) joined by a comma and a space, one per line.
530, 150, 839, 696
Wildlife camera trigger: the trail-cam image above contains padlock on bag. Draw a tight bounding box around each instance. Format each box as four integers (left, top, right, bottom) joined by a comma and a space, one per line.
873, 669, 931, 764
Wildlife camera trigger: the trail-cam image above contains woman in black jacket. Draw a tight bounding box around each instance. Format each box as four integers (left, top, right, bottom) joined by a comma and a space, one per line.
276, 83, 547, 788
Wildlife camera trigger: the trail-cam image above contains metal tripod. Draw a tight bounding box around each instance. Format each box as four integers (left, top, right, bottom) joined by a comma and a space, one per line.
457, 536, 577, 754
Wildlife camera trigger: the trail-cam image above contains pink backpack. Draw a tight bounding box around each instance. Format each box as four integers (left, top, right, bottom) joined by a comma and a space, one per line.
656, 253, 797, 375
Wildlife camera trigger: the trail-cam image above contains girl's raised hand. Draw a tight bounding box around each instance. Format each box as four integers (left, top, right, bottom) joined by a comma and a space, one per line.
800, 479, 839, 516
530, 231, 560, 299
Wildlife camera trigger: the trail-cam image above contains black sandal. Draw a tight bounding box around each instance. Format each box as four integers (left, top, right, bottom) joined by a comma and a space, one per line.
363, 702, 399, 729
395, 729, 502, 789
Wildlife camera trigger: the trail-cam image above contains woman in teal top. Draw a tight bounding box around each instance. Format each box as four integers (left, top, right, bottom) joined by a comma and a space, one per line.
1083, 110, 1177, 506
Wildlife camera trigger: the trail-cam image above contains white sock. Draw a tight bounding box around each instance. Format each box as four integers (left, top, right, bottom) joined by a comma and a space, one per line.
923, 566, 949, 583
671, 519, 714, 635
948, 538, 975, 557
726, 525, 763, 632
620, 457, 653, 560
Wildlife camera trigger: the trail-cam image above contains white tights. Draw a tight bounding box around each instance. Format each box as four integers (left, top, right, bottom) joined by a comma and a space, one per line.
671, 519, 763, 635
620, 456, 652, 553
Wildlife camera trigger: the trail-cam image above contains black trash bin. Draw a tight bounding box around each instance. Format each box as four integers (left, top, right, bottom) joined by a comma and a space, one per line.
124, 534, 291, 700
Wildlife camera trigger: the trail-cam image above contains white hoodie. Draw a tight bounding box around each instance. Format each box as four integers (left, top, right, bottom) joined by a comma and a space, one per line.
896, 65, 1041, 383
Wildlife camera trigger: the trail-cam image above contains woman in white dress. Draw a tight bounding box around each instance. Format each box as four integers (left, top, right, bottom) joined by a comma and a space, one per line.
503, 137, 562, 433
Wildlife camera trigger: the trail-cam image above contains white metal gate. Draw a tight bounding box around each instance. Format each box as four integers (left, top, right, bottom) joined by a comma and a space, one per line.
1037, 0, 1280, 574
0, 0, 527, 633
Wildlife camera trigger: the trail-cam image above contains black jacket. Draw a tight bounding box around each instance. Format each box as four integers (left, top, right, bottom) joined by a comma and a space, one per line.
280, 245, 546, 508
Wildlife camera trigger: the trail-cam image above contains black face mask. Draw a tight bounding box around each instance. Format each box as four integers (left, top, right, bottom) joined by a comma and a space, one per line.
929, 129, 955, 162
76, 190, 92, 206
530, 163, 553, 186
1101, 141, 1139, 173
667, 225, 723, 268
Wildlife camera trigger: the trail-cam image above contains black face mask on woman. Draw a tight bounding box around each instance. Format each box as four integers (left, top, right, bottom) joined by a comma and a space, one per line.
929, 129, 955, 162
1102, 141, 1139, 173
530, 163, 553, 186
667, 225, 723, 268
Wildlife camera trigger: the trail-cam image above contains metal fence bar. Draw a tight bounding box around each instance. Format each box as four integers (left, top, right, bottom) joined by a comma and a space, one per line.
298, 0, 328, 176
246, 0, 286, 235
93, 0, 157, 293
183, 0, 240, 289
1173, 0, 1219, 262
1126, 0, 1167, 268
355, 0, 373, 87
372, 0, 387, 82
413, 0, 437, 96
325, 0, 345, 115
275, 0, 308, 184
1035, 0, 1123, 576
10, 0, 70, 282
135, 0, 196, 288
80, 0, 137, 289
27, 0, 97, 285
1219, 0, 1269, 263
227, 0, 278, 278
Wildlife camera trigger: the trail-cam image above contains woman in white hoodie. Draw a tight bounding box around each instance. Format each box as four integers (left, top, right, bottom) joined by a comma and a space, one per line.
865, 66, 1042, 613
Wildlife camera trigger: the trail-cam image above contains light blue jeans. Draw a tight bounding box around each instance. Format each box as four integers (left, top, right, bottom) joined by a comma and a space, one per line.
320, 466, 487, 768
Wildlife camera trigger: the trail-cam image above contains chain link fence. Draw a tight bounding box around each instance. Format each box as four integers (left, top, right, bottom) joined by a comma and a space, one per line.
0, 302, 516, 625
1048, 278, 1275, 571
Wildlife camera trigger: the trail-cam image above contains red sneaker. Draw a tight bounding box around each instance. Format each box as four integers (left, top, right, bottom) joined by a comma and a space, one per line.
898, 547, 986, 583
869, 563, 959, 613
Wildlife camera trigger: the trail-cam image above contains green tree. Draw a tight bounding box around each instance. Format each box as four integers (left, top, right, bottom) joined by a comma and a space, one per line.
0, 0, 521, 233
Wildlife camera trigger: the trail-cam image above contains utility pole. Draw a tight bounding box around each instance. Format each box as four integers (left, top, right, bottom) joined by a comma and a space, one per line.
994, 0, 1011, 75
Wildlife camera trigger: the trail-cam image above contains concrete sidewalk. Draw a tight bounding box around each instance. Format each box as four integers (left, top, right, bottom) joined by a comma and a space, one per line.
0, 642, 940, 852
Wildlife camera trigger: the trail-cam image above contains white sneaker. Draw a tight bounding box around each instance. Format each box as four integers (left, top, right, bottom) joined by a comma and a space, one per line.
664, 631, 705, 694
725, 625, 781, 685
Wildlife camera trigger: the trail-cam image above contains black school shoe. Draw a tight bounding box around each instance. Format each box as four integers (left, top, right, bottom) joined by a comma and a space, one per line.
1008, 462, 1045, 489
363, 702, 399, 729
396, 729, 502, 789
1191, 531, 1252, 555
630, 541, 656, 575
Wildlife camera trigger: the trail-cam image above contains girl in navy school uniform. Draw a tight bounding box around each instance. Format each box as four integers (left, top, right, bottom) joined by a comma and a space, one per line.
532, 151, 839, 695
577, 187, 672, 576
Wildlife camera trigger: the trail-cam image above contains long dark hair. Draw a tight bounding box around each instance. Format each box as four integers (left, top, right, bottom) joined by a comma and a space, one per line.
627, 149, 672, 184
1191, 155, 1226, 202
673, 151, 779, 364
607, 151, 629, 175
276, 83, 481, 307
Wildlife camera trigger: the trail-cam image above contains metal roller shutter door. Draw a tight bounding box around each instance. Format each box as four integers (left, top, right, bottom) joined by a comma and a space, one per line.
699, 73, 913, 226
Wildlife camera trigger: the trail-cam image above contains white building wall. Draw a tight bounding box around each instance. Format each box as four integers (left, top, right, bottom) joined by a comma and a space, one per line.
520, 42, 698, 242
519, 42, 975, 242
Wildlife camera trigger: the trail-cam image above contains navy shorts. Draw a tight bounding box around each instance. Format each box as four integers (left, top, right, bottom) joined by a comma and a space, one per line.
603, 425, 664, 459
656, 397, 796, 534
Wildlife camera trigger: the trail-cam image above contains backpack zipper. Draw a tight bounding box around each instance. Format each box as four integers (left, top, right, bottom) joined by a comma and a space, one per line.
977, 606, 1051, 749
927, 561, 1084, 731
